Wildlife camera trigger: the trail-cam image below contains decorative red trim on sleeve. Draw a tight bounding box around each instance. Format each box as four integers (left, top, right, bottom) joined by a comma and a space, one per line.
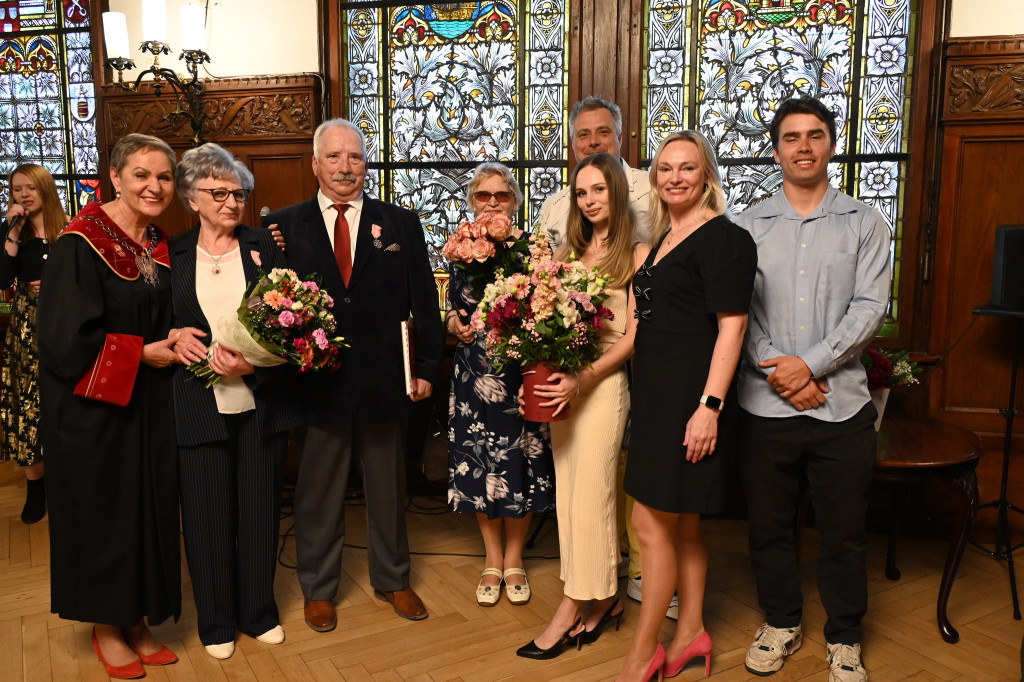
73, 333, 144, 406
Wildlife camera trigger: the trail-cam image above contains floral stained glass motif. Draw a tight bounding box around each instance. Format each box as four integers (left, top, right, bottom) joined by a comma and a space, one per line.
643, 0, 914, 336
342, 1, 569, 273
0, 0, 98, 215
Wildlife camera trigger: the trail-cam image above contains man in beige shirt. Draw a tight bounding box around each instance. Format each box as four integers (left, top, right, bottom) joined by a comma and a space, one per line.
537, 96, 651, 248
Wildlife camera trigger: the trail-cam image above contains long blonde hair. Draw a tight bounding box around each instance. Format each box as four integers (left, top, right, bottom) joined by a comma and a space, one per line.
646, 131, 726, 246
557, 152, 636, 290
8, 164, 67, 244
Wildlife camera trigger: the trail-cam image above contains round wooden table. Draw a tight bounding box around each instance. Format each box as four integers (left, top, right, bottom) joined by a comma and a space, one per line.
875, 413, 984, 643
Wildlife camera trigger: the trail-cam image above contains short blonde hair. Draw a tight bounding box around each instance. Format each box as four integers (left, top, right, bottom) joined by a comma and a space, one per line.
465, 162, 523, 213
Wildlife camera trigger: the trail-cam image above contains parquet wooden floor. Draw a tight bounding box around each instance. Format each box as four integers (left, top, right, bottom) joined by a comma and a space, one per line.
1, 459, 1022, 681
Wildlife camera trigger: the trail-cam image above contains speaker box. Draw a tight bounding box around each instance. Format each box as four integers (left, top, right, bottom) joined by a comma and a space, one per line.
991, 225, 1024, 309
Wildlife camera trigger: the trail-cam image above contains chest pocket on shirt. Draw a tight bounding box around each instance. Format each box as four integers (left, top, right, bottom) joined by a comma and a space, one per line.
823, 252, 857, 302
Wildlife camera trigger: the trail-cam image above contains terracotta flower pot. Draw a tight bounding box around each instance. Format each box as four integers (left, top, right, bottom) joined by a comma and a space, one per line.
521, 362, 570, 423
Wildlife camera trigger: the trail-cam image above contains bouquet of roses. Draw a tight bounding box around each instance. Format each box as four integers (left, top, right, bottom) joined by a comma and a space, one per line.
188, 267, 348, 388
440, 212, 530, 300
861, 347, 922, 391
470, 232, 614, 375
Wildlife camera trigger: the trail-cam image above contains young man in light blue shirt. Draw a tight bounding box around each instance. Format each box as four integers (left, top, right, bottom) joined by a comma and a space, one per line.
734, 96, 891, 682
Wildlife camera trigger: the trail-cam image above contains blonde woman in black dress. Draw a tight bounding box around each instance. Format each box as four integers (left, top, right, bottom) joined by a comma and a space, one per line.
0, 164, 68, 524
617, 131, 756, 681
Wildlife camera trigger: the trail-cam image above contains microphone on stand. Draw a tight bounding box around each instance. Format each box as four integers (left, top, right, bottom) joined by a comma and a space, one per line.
260, 206, 271, 228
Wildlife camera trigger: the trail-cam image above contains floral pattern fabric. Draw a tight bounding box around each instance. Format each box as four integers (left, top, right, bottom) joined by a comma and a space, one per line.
0, 287, 43, 466
447, 263, 555, 518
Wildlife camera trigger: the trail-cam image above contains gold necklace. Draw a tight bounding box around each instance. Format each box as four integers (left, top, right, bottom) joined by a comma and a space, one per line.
665, 215, 702, 246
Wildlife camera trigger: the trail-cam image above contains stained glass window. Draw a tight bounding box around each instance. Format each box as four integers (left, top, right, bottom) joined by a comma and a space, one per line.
342, 1, 569, 281
643, 0, 914, 336
0, 0, 100, 216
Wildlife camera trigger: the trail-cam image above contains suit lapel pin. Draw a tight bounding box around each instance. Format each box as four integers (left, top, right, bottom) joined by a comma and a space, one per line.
372, 224, 383, 249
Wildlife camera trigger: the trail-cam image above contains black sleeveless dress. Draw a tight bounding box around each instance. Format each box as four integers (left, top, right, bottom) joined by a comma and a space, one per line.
624, 215, 756, 514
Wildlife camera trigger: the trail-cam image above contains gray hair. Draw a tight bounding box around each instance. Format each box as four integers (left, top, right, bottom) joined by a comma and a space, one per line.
110, 133, 176, 173
313, 118, 366, 159
175, 142, 254, 212
569, 96, 623, 139
465, 162, 523, 211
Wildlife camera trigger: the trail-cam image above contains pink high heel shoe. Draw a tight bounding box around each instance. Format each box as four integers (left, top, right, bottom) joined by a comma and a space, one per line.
644, 643, 666, 681
663, 630, 712, 678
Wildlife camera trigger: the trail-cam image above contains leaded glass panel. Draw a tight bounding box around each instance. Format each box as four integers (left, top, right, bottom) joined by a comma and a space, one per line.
642, 0, 915, 336
341, 1, 569, 273
0, 0, 99, 214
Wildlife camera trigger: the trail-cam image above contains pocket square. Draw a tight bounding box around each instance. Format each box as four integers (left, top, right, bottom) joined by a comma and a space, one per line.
384, 243, 401, 252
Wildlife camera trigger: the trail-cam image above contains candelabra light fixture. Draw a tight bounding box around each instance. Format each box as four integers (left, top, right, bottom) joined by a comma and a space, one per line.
102, 1, 211, 146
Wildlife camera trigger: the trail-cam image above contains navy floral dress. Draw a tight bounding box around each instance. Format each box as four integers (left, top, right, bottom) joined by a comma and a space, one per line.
447, 261, 555, 518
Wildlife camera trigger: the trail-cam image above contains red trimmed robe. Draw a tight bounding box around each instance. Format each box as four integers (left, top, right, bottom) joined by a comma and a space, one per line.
37, 201, 180, 627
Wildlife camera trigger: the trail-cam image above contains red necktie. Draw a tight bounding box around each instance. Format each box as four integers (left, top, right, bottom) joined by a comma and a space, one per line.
333, 203, 352, 286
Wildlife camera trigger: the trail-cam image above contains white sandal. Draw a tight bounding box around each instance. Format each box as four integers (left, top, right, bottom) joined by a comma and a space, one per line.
476, 567, 504, 606
503, 567, 531, 605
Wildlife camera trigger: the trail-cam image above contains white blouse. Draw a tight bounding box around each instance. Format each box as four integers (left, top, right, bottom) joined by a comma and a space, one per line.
196, 244, 256, 414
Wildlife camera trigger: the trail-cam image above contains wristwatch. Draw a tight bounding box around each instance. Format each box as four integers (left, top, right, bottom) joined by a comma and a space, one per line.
700, 394, 723, 412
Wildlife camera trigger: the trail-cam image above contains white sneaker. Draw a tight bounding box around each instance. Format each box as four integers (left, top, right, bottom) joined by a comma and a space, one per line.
205, 641, 235, 659
827, 642, 866, 682
626, 576, 642, 602
625, 576, 679, 619
256, 625, 285, 644
744, 623, 802, 675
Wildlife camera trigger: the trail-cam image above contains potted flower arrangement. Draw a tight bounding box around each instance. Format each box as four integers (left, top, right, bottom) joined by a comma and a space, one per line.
470, 233, 615, 422
861, 347, 922, 429
440, 212, 530, 303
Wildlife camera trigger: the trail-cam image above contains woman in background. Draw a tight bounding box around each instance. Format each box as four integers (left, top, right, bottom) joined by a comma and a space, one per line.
170, 142, 302, 659
447, 162, 554, 607
518, 153, 648, 659
0, 164, 68, 524
617, 130, 756, 681
38, 133, 183, 680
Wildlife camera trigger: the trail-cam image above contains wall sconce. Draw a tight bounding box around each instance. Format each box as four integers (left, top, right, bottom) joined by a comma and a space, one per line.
102, 1, 210, 146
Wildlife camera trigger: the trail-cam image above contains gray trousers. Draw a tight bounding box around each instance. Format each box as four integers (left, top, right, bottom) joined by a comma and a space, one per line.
294, 419, 411, 599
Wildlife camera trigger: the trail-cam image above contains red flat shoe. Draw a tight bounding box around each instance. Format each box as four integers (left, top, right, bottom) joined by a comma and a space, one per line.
664, 630, 712, 679
91, 627, 144, 680
128, 642, 178, 666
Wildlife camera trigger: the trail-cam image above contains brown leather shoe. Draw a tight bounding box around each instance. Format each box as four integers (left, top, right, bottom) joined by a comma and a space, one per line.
373, 588, 428, 621
303, 598, 337, 632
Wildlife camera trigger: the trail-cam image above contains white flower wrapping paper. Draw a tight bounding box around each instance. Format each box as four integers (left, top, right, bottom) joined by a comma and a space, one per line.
213, 316, 287, 367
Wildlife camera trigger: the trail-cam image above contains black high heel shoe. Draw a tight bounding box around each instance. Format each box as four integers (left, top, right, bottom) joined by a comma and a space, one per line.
516, 617, 583, 659
578, 598, 623, 648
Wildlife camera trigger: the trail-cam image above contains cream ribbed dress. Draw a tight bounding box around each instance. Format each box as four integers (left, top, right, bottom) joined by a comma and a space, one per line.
549, 286, 629, 600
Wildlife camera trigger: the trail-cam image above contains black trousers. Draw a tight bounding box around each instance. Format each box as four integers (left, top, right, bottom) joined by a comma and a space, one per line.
738, 402, 877, 644
179, 412, 287, 646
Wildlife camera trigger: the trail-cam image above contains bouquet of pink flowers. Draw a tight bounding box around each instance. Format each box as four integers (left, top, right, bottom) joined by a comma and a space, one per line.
188, 267, 348, 387
440, 212, 530, 299
471, 233, 614, 374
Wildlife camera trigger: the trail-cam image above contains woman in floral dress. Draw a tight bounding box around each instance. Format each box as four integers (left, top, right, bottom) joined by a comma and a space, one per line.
447, 162, 554, 607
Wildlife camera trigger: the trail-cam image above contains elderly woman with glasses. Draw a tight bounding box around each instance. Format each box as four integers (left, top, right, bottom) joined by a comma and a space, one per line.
169, 143, 302, 660
446, 162, 554, 607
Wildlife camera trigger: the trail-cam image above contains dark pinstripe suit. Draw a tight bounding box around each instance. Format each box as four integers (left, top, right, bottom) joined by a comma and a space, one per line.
170, 224, 303, 646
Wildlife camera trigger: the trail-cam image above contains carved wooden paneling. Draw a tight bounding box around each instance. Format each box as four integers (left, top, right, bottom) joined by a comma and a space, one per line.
101, 75, 319, 144
943, 37, 1024, 121
928, 37, 1024, 445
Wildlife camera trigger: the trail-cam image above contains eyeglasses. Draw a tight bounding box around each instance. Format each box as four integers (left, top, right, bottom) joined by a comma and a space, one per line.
197, 188, 250, 203
472, 190, 514, 204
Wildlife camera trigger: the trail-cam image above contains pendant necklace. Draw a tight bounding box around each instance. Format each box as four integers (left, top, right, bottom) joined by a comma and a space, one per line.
201, 235, 229, 276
